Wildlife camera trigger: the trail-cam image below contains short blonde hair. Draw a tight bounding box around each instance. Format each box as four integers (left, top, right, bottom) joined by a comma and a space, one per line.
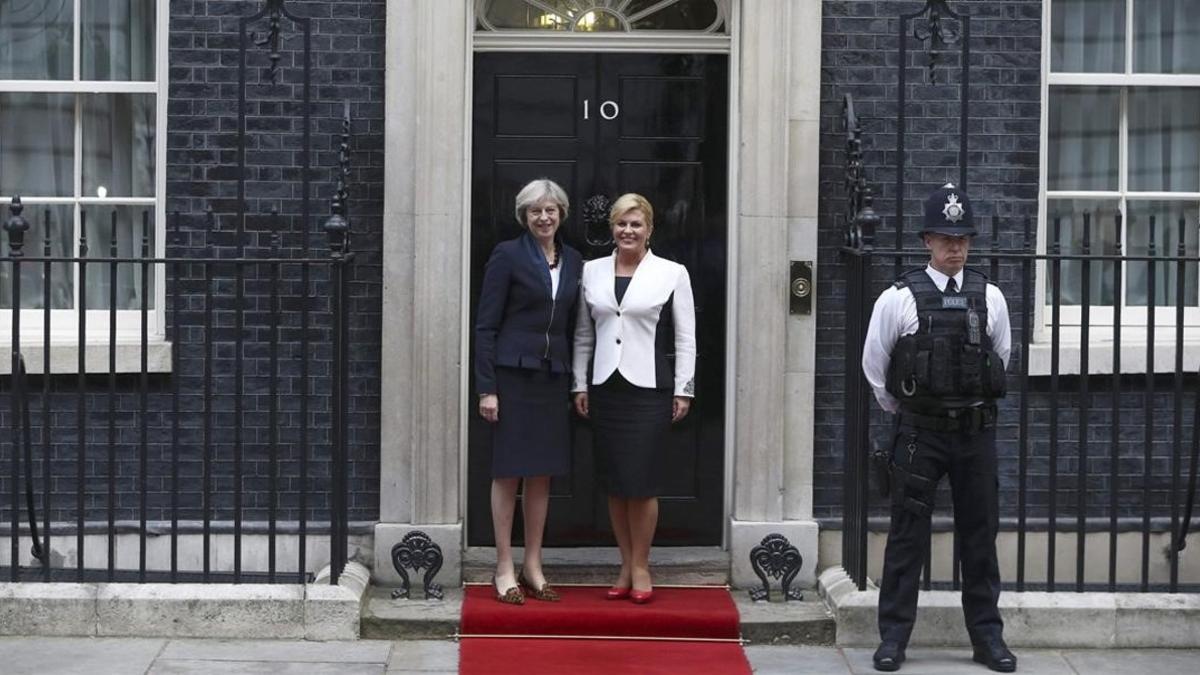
608, 193, 654, 229
514, 179, 570, 226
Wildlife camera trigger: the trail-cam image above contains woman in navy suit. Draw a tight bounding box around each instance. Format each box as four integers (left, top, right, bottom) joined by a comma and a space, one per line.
572, 193, 696, 604
475, 178, 581, 605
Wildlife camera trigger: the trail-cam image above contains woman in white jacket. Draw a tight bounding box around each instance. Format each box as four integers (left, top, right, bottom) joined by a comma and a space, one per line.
572, 193, 696, 604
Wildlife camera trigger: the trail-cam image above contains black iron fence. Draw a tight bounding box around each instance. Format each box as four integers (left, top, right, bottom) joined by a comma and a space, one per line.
0, 0, 359, 586
0, 189, 354, 585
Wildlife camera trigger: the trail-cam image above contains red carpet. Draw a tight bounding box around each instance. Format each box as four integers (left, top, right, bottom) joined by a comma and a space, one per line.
458, 585, 750, 675
459, 637, 751, 675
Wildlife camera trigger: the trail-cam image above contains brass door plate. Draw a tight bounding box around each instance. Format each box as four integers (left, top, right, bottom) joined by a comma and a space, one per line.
790, 260, 813, 315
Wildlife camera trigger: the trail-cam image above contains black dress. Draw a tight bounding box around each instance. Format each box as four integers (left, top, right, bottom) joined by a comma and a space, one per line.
589, 276, 673, 497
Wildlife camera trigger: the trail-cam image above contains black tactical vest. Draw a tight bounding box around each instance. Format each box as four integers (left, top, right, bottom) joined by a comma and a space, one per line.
885, 268, 1007, 411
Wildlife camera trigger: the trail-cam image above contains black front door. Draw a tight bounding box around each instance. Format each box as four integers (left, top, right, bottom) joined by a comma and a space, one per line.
468, 52, 728, 546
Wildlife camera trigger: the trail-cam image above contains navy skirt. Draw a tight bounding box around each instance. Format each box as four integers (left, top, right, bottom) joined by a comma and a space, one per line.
590, 373, 672, 497
491, 364, 571, 478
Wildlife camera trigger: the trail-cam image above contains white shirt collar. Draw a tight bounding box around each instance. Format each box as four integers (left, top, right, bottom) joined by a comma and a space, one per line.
924, 265, 963, 293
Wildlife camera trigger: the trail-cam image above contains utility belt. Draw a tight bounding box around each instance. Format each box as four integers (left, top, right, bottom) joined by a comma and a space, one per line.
899, 403, 997, 433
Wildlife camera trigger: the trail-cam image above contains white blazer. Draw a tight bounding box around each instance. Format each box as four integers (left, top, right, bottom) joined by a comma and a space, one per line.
572, 250, 696, 397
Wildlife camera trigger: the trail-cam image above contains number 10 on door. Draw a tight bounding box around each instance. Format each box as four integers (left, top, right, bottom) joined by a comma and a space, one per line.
583, 99, 620, 120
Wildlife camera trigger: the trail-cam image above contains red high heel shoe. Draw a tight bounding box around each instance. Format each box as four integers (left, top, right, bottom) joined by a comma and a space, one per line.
606, 586, 631, 600
630, 588, 654, 604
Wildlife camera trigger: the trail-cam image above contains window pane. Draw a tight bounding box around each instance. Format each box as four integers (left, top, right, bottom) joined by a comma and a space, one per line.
0, 93, 74, 197
1128, 88, 1200, 192
1045, 199, 1120, 307
82, 94, 156, 199
0, 0, 73, 80
478, 0, 574, 30
1125, 201, 1199, 307
1134, 0, 1200, 74
575, 10, 622, 32
1048, 87, 1120, 191
0, 204, 73, 309
82, 205, 155, 310
81, 0, 156, 81
629, 0, 721, 31
1051, 0, 1125, 73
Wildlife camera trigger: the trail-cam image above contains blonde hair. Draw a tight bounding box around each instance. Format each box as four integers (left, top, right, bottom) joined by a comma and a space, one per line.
609, 193, 654, 229
514, 179, 570, 226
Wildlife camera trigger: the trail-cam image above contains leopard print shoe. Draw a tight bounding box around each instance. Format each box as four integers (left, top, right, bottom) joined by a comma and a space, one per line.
518, 572, 561, 602
492, 575, 525, 605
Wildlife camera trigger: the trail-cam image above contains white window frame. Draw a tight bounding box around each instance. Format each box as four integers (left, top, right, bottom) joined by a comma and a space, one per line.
0, 1, 168, 371
1034, 0, 1200, 374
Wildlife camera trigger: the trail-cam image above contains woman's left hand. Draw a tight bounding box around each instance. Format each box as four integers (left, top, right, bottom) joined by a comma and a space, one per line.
672, 396, 691, 423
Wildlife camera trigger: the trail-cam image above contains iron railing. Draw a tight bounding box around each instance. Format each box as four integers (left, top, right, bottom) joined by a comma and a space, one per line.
838, 0, 1200, 594
841, 82, 1200, 592
0, 184, 354, 585
841, 207, 1200, 595
0, 0, 357, 585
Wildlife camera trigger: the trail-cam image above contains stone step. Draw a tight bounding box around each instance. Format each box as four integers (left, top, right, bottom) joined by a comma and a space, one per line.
460, 546, 730, 585
733, 593, 837, 646
361, 586, 463, 641
363, 588, 835, 645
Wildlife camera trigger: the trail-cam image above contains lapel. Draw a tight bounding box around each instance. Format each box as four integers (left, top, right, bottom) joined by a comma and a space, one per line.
520, 232, 554, 299
553, 245, 577, 303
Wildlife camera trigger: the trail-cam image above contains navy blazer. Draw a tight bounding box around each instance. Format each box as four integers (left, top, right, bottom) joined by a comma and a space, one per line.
475, 233, 582, 396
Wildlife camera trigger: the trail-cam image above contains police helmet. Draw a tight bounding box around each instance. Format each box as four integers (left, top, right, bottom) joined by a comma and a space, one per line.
921, 183, 976, 237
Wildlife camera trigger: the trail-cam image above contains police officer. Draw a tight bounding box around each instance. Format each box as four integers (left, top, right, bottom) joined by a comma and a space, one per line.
861, 184, 1016, 672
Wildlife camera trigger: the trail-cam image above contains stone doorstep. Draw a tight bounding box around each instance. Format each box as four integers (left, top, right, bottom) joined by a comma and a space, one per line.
361, 584, 835, 646
0, 561, 370, 640
460, 546, 730, 585
817, 566, 1200, 649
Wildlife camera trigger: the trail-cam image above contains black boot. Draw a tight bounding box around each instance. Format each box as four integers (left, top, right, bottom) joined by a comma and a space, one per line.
873, 641, 906, 672
971, 637, 1017, 672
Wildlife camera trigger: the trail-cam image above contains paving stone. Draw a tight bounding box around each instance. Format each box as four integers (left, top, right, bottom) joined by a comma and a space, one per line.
384, 640, 460, 672
841, 647, 1077, 675
745, 645, 851, 674
1062, 649, 1200, 675
149, 661, 385, 675
0, 637, 165, 675
160, 638, 392, 663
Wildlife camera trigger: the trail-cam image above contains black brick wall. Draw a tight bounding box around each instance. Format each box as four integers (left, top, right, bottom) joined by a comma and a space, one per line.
5, 0, 1189, 540
1, 0, 384, 528
816, 0, 1197, 530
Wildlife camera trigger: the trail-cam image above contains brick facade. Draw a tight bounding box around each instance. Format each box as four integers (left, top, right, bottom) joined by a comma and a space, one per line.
816, 0, 1037, 519
0, 0, 385, 527
3, 0, 1190, 543
815, 0, 1196, 530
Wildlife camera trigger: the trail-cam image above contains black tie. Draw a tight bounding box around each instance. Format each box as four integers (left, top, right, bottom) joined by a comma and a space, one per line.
945, 277, 958, 294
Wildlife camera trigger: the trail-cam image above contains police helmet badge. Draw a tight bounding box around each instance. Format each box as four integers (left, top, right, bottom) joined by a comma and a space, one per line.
921, 182, 976, 237
942, 193, 965, 223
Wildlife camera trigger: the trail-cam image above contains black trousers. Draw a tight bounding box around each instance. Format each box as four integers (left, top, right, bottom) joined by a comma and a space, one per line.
877, 421, 1003, 646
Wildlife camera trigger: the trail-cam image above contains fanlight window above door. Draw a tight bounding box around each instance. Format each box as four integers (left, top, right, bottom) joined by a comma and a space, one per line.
476, 0, 728, 33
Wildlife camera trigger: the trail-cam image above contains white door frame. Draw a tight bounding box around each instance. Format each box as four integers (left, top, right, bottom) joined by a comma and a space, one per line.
461, 5, 741, 551
378, 0, 823, 588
